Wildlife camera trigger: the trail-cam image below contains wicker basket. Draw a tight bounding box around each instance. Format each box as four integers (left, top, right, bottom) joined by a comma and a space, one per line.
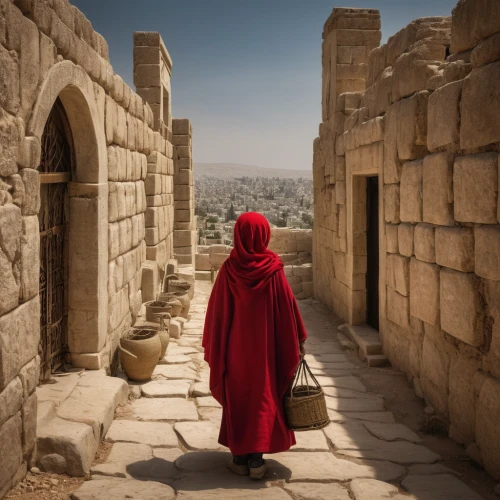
284, 358, 330, 431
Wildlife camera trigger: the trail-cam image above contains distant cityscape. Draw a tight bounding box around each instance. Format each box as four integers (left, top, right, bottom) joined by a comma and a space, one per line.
194, 176, 314, 246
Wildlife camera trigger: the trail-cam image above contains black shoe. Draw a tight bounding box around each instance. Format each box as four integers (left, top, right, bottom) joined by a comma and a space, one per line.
248, 453, 267, 480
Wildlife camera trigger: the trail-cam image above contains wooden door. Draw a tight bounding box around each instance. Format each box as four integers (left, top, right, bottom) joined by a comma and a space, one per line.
38, 99, 73, 380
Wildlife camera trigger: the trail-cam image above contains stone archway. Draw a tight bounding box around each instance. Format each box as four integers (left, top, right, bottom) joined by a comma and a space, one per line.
28, 61, 109, 370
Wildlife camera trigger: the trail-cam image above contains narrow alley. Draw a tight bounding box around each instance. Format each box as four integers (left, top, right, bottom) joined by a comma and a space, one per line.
61, 281, 488, 500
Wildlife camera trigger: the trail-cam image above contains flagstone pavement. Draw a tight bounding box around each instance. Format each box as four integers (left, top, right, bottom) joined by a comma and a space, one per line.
71, 281, 485, 500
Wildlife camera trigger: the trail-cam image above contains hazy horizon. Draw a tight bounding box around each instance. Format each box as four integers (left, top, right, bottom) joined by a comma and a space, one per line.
73, 0, 457, 170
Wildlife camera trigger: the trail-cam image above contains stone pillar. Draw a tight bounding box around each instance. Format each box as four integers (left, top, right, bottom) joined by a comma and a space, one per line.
133, 32, 175, 279
133, 32, 172, 140
322, 8, 381, 121
314, 8, 381, 318
172, 119, 196, 266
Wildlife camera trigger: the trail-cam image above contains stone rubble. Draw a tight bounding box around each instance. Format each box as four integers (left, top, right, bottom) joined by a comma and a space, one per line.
69, 281, 486, 499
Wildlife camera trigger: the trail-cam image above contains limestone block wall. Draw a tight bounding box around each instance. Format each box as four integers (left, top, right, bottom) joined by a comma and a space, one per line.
173, 118, 196, 265
133, 33, 175, 277
313, 1, 500, 479
314, 7, 382, 319
0, 1, 188, 493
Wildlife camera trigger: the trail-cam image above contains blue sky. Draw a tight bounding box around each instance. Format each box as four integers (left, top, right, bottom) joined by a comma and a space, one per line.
73, 0, 457, 170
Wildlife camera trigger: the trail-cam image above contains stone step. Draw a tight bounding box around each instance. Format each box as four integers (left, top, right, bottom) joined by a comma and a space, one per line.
338, 323, 383, 356
36, 370, 128, 476
337, 331, 356, 350
366, 354, 390, 367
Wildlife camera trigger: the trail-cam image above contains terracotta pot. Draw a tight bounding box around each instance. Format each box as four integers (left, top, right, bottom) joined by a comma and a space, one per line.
119, 329, 161, 382
158, 331, 169, 359
145, 300, 172, 323
157, 292, 183, 317
174, 290, 191, 319
168, 280, 192, 293
157, 313, 171, 360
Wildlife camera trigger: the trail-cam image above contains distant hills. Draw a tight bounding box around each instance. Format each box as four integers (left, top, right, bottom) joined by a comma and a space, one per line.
194, 162, 312, 179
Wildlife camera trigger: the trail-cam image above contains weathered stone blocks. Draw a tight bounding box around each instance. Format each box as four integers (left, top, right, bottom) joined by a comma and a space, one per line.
421, 333, 450, 417
0, 412, 22, 496
383, 103, 400, 184
475, 226, 500, 281
451, 0, 500, 54
386, 254, 410, 296
427, 80, 462, 151
476, 375, 500, 479
410, 259, 439, 325
20, 216, 39, 302
384, 185, 400, 223
398, 223, 414, 257
454, 152, 498, 224
392, 47, 441, 103
423, 152, 454, 226
0, 110, 21, 177
435, 227, 474, 272
0, 45, 20, 115
414, 223, 435, 263
0, 297, 40, 391
449, 353, 481, 445
400, 159, 423, 223
385, 224, 399, 253
471, 32, 500, 69
460, 62, 500, 149
397, 91, 429, 161
440, 269, 483, 346
387, 287, 410, 329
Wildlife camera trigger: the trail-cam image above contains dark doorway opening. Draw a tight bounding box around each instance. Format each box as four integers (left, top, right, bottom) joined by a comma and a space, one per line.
366, 176, 379, 330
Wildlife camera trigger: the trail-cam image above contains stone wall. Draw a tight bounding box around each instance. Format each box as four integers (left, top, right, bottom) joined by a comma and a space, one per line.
173, 118, 196, 265
133, 33, 175, 278
313, 1, 500, 479
194, 228, 313, 297
0, 1, 189, 494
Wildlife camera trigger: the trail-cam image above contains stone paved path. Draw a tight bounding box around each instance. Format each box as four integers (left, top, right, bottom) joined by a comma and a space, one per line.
71, 281, 485, 499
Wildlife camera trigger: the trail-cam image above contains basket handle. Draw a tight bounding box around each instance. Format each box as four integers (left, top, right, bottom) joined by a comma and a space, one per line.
162, 274, 179, 293
119, 345, 138, 359
155, 312, 171, 330
290, 357, 323, 401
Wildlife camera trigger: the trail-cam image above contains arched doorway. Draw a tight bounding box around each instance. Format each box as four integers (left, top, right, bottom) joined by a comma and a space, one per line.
29, 61, 109, 373
38, 98, 75, 380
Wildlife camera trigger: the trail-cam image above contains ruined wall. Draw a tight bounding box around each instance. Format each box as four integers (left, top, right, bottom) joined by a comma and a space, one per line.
195, 228, 313, 297
133, 33, 175, 281
0, 1, 183, 494
314, 0, 500, 479
313, 8, 382, 319
172, 118, 196, 265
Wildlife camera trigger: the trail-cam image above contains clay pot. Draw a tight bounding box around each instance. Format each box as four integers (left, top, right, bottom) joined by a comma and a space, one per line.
162, 273, 179, 293
145, 300, 172, 323
157, 313, 171, 360
158, 329, 170, 360
157, 292, 183, 317
174, 290, 191, 319
119, 329, 161, 382
168, 279, 191, 293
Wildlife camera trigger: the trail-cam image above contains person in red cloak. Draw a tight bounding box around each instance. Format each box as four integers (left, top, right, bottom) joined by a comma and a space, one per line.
202, 212, 307, 479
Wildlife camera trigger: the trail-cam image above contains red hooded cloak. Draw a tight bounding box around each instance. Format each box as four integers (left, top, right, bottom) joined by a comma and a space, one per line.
202, 212, 308, 455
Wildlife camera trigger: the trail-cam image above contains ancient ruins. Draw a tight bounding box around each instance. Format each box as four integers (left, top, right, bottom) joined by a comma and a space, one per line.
0, 0, 499, 498
313, 0, 500, 482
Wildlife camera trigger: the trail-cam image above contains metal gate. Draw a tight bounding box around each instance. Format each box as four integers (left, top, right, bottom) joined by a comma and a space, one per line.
38, 99, 74, 380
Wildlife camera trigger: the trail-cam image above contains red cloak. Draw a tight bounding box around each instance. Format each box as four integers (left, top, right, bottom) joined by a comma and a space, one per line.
202, 212, 308, 455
